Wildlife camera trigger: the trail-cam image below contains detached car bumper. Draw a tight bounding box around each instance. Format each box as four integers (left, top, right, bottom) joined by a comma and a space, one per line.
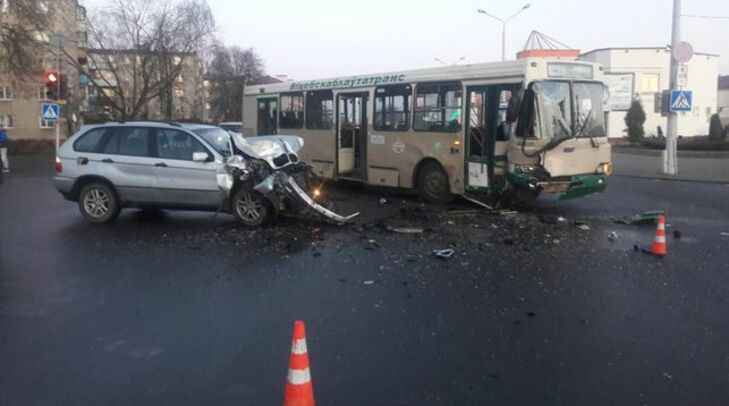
557, 174, 608, 200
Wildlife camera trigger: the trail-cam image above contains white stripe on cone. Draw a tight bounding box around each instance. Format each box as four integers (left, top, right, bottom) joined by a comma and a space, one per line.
287, 367, 311, 385
658, 223, 665, 231
655, 236, 666, 243
291, 338, 308, 355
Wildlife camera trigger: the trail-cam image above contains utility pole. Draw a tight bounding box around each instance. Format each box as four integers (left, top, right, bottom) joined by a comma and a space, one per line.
477, 4, 531, 62
54, 33, 64, 154
665, 0, 680, 175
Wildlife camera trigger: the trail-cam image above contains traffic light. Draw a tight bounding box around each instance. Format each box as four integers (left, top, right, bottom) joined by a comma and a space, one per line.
44, 70, 67, 101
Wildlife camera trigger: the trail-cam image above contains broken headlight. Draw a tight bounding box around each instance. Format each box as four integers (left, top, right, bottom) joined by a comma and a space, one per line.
596, 162, 613, 176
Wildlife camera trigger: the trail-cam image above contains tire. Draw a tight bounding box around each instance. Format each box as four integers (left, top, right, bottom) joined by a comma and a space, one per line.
417, 161, 453, 204
231, 189, 271, 227
78, 182, 121, 223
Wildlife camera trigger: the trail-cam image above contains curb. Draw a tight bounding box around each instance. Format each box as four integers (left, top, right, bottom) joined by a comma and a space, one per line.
613, 174, 729, 185
613, 147, 729, 159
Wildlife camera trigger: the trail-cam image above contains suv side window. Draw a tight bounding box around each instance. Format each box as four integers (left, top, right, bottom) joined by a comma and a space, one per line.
101, 127, 153, 157
73, 128, 107, 153
156, 129, 208, 161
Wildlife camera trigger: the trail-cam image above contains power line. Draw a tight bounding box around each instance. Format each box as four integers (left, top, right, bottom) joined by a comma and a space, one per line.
682, 13, 729, 20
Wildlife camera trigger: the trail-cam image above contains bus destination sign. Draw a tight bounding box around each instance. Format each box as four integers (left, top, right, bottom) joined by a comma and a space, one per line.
290, 74, 407, 91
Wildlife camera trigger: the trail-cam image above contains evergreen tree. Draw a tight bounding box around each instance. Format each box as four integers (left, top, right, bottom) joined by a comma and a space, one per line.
624, 99, 646, 143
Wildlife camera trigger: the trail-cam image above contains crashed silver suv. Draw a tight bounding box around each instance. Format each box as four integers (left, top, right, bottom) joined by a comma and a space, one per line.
53, 121, 358, 225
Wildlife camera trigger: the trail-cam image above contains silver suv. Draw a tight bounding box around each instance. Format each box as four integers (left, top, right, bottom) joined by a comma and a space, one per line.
54, 122, 234, 223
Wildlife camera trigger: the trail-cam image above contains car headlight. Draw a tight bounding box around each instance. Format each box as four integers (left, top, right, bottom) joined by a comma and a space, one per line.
596, 162, 613, 176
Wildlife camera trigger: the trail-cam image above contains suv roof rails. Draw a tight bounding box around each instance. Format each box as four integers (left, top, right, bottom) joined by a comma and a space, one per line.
102, 120, 182, 127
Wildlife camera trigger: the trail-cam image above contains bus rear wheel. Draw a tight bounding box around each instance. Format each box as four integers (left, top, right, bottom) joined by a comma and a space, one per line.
417, 161, 453, 204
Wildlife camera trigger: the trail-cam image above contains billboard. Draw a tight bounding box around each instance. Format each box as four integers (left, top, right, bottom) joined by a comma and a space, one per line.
604, 73, 635, 111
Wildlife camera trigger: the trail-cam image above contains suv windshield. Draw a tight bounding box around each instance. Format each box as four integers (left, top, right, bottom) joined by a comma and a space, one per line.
530, 81, 606, 140
192, 128, 232, 157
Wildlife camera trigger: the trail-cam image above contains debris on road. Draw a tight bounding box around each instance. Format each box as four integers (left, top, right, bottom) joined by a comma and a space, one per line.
721, 232, 729, 237
388, 227, 425, 234
608, 231, 619, 242
378, 197, 389, 206
363, 280, 375, 285
613, 210, 665, 226
432, 249, 456, 259
577, 224, 591, 231
673, 230, 682, 239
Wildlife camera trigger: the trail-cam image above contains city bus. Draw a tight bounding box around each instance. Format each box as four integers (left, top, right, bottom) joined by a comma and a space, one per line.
242, 59, 613, 207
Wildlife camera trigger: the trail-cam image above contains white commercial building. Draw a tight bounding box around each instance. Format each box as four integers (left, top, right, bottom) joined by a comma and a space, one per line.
580, 47, 719, 138
719, 76, 729, 111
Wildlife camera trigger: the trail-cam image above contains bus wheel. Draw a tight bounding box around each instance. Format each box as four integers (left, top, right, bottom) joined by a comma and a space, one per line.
417, 161, 453, 204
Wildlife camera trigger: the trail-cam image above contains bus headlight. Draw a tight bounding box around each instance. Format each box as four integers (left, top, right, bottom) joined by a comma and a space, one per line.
509, 163, 537, 174
596, 162, 613, 176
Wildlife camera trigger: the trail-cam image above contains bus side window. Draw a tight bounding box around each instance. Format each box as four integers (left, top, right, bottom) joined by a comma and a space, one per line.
306, 90, 334, 130
413, 82, 462, 132
374, 85, 411, 131
280, 93, 304, 129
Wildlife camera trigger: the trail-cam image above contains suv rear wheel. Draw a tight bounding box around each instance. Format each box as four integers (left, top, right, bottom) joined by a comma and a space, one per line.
232, 189, 271, 227
78, 182, 121, 223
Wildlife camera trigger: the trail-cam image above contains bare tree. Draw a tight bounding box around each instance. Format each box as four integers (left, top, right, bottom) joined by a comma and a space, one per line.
0, 0, 50, 76
64, 0, 216, 120
207, 44, 265, 122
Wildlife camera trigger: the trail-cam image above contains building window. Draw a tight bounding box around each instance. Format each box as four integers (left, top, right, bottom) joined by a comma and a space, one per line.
1, 0, 9, 13
40, 117, 54, 129
413, 82, 462, 132
305, 90, 333, 130
0, 85, 14, 100
279, 93, 304, 129
374, 84, 411, 131
0, 113, 14, 128
38, 85, 47, 100
78, 31, 88, 48
639, 73, 660, 94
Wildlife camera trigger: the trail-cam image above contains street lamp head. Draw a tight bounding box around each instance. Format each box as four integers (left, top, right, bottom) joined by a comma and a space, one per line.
523, 4, 531, 10
477, 9, 486, 14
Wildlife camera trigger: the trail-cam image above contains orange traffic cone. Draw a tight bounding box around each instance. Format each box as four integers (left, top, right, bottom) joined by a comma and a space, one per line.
284, 321, 315, 406
651, 215, 667, 257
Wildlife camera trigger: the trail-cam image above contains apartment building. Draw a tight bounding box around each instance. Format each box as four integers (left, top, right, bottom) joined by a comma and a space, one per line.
86, 49, 207, 122
0, 0, 88, 141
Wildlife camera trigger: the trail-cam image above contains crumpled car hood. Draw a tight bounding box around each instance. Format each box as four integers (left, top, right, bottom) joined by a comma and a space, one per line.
230, 134, 304, 160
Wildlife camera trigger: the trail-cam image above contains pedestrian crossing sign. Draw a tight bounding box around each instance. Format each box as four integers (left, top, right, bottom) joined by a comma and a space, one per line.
669, 90, 693, 113
42, 103, 60, 121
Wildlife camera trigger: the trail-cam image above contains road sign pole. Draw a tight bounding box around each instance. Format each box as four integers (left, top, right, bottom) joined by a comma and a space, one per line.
664, 0, 681, 176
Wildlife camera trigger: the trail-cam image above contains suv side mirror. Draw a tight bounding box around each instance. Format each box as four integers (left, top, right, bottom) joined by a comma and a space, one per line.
192, 151, 210, 162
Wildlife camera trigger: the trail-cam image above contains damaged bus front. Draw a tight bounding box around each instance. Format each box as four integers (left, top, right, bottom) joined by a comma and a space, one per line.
216, 132, 359, 226
504, 63, 613, 207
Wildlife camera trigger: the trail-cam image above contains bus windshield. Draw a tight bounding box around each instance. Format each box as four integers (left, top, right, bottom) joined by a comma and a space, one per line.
531, 81, 606, 140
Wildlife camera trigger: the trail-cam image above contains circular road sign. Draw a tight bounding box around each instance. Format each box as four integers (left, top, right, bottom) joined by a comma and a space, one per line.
673, 41, 694, 64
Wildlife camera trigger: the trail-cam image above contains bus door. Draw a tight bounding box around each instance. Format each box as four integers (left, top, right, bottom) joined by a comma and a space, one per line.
257, 97, 278, 135
336, 92, 368, 180
465, 85, 518, 191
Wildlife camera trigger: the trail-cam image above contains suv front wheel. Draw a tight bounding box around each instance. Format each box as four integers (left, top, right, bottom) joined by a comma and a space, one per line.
232, 189, 271, 227
78, 182, 121, 223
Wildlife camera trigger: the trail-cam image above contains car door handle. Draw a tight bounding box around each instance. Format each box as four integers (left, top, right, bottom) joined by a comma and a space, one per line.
155, 162, 168, 168
77, 157, 89, 165
101, 158, 114, 163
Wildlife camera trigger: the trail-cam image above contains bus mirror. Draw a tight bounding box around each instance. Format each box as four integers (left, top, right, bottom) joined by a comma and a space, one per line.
516, 89, 536, 137
506, 92, 522, 123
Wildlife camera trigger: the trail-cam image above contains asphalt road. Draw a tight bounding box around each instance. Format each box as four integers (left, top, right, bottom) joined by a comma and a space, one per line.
2, 154, 729, 406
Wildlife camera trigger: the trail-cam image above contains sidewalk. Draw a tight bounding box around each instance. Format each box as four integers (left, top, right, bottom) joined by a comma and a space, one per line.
613, 149, 729, 184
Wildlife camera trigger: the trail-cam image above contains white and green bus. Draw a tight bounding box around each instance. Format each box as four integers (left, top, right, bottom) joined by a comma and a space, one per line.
243, 58, 612, 207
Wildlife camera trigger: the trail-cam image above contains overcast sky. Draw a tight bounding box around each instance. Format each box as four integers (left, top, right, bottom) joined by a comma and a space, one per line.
89, 0, 729, 79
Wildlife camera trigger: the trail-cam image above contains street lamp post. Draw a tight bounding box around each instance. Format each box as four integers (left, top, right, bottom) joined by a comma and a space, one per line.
477, 4, 531, 61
